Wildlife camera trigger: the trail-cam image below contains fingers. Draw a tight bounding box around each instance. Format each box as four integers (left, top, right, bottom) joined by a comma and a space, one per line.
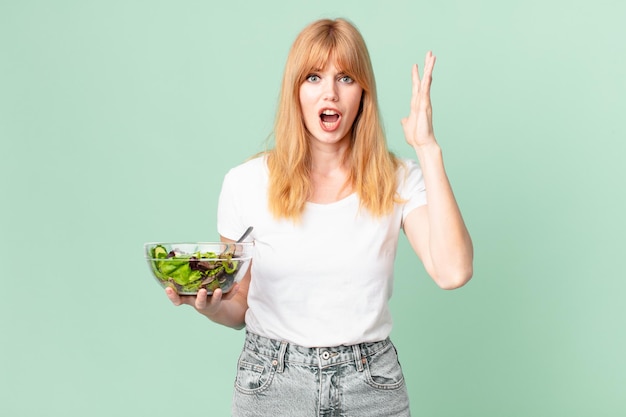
411, 63, 420, 104
424, 51, 436, 75
165, 287, 214, 311
165, 287, 182, 306
410, 51, 436, 107
403, 51, 437, 147
166, 284, 239, 318
422, 51, 436, 96
195, 288, 211, 310
191, 288, 224, 312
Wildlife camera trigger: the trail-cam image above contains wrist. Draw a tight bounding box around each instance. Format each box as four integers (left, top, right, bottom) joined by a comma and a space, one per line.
413, 141, 442, 160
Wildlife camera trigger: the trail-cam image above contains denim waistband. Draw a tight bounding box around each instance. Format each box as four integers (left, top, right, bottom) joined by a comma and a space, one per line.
243, 331, 392, 372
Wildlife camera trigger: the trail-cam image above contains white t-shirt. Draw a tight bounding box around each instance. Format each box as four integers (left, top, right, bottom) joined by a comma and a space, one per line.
217, 155, 427, 347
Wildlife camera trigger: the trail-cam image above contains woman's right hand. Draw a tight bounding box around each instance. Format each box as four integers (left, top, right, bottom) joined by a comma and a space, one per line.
165, 234, 251, 329
165, 285, 237, 315
165, 270, 250, 329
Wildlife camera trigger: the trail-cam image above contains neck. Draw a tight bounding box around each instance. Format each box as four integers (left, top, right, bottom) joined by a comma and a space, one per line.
309, 139, 351, 176
308, 141, 353, 204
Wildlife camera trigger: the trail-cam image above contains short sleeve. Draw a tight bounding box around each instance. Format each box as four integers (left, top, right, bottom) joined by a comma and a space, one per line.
398, 159, 427, 224
217, 168, 245, 241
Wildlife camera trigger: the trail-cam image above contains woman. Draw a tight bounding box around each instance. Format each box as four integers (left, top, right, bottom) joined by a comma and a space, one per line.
167, 18, 473, 416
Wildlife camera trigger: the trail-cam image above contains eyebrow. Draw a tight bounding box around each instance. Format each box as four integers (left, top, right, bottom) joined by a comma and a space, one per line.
308, 68, 349, 76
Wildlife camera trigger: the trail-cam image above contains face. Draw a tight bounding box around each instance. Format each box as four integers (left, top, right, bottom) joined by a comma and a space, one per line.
299, 61, 363, 147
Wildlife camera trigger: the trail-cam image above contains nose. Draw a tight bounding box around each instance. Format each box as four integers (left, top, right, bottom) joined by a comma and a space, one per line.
322, 79, 338, 102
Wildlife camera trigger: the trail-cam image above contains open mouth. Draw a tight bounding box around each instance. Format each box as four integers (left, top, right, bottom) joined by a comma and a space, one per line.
319, 109, 341, 131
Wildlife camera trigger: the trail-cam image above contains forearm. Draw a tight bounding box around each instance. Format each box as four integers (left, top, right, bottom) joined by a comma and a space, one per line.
201, 294, 247, 329
414, 142, 473, 288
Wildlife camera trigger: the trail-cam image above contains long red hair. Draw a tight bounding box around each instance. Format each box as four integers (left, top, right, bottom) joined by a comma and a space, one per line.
267, 18, 401, 220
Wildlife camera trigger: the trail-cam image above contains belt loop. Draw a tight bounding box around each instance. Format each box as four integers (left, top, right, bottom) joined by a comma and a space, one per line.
352, 344, 364, 372
277, 341, 288, 373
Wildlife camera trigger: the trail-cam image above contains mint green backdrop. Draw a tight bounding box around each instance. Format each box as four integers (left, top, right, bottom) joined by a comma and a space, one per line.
1, 1, 624, 416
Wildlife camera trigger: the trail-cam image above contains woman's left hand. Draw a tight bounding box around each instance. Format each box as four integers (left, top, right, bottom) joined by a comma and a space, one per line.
401, 51, 437, 149
400, 51, 474, 289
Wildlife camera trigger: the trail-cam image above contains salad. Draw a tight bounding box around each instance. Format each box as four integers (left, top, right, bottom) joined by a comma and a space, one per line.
148, 244, 242, 294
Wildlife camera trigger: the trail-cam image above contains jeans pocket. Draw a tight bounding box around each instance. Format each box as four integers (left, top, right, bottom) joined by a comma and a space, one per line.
363, 344, 405, 390
234, 350, 277, 394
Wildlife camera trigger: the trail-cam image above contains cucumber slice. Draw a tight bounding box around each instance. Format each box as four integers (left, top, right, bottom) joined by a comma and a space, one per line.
152, 245, 168, 259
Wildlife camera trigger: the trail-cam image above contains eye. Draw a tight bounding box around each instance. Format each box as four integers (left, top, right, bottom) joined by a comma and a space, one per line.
339, 75, 354, 84
306, 74, 320, 83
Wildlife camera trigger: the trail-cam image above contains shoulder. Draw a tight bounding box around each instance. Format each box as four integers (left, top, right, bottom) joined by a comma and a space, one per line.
227, 154, 267, 175
224, 154, 268, 183
395, 157, 422, 180
396, 157, 417, 170
395, 157, 425, 196
218, 155, 268, 217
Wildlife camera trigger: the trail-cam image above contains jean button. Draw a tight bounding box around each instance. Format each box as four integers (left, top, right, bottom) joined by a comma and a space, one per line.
321, 351, 330, 360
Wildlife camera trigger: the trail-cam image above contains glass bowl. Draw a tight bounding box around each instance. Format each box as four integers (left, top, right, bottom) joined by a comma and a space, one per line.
144, 242, 253, 295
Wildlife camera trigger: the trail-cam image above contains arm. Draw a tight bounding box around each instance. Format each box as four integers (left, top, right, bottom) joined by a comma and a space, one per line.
165, 235, 250, 329
401, 52, 473, 289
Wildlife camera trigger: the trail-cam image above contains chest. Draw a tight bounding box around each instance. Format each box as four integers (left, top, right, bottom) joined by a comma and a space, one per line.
308, 170, 353, 204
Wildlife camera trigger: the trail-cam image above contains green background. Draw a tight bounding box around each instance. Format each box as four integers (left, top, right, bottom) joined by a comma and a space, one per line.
2, 0, 624, 416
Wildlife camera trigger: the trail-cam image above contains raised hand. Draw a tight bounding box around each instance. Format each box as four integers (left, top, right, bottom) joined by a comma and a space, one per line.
401, 51, 437, 149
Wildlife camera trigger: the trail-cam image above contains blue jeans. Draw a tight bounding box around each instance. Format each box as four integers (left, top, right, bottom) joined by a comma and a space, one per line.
232, 331, 411, 416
